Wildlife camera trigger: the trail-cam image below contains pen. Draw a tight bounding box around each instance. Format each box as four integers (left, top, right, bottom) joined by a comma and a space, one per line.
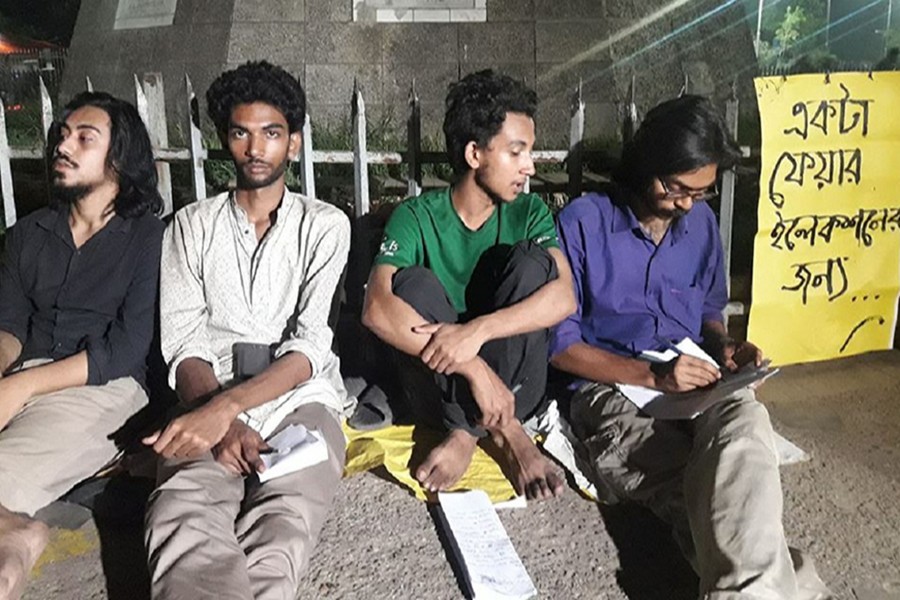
655, 337, 684, 356
510, 376, 528, 395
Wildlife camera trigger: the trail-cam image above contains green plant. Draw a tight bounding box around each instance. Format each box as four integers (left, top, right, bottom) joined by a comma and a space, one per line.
758, 0, 829, 69
775, 6, 807, 56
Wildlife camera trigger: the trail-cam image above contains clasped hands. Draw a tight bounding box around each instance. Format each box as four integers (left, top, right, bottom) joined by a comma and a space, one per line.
412, 320, 487, 374
413, 320, 514, 429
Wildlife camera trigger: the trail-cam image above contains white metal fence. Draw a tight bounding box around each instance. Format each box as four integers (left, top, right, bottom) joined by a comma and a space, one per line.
0, 71, 744, 317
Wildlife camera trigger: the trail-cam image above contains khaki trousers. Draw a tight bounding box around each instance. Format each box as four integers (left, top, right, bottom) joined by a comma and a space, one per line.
0, 374, 148, 516
144, 402, 345, 600
571, 383, 831, 600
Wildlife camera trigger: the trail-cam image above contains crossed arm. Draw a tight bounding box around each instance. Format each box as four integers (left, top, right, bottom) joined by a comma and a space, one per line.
362, 248, 576, 427
144, 353, 312, 472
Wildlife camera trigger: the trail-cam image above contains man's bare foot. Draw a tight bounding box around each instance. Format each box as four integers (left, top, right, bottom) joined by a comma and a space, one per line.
0, 507, 50, 600
415, 429, 478, 492
490, 421, 565, 501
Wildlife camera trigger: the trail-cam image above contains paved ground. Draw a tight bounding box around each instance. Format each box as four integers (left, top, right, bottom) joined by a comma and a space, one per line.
20, 350, 900, 600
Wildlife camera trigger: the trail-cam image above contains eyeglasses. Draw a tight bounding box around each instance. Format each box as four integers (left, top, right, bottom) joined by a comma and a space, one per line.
659, 178, 719, 202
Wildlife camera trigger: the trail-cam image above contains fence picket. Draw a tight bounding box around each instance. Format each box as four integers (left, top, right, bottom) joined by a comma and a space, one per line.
38, 76, 53, 143
352, 80, 370, 216
0, 102, 16, 229
184, 74, 207, 204
406, 81, 422, 198
140, 73, 173, 216
300, 113, 316, 199
566, 80, 585, 200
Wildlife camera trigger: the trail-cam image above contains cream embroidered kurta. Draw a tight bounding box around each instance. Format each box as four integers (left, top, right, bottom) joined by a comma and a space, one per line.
160, 191, 351, 438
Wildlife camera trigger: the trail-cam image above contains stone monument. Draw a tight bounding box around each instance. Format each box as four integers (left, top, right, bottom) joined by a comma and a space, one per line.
63, 0, 758, 143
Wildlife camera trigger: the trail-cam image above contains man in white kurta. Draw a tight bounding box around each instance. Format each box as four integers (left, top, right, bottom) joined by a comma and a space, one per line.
143, 61, 352, 600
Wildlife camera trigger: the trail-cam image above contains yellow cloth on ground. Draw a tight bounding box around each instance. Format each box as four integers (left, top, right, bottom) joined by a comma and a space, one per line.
342, 423, 518, 503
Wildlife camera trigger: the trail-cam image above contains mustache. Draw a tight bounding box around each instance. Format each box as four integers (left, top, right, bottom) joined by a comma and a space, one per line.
52, 153, 77, 169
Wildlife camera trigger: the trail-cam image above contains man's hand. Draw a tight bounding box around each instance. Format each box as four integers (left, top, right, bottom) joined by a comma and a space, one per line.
718, 340, 765, 372
414, 322, 487, 374
0, 373, 34, 431
652, 355, 721, 393
212, 420, 270, 475
143, 396, 240, 459
460, 360, 515, 429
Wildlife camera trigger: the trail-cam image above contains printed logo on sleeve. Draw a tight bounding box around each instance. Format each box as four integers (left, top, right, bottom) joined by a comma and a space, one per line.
533, 234, 556, 245
379, 236, 400, 257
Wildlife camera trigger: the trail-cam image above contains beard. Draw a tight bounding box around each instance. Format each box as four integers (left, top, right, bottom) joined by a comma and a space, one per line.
236, 157, 289, 190
49, 155, 93, 206
50, 179, 93, 207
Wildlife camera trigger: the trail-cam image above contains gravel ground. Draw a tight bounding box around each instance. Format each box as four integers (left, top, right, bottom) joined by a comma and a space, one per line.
21, 351, 900, 600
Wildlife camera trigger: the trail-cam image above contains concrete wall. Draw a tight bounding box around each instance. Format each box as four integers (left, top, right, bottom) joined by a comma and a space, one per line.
62, 0, 758, 146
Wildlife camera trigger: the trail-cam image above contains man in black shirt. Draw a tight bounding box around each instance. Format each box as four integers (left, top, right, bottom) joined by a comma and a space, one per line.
0, 92, 164, 599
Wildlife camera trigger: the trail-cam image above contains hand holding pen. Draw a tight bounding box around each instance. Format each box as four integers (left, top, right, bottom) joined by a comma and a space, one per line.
650, 342, 721, 393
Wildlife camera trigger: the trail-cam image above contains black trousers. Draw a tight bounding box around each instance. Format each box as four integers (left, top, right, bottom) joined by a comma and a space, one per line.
392, 241, 558, 437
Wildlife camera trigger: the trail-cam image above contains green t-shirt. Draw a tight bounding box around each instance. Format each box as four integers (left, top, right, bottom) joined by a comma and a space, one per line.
374, 187, 559, 313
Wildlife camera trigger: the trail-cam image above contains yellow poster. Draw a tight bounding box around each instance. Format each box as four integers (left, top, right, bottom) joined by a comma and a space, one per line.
748, 72, 900, 365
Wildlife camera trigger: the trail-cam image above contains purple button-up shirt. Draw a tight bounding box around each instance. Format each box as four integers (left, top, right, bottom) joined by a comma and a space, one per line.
550, 192, 727, 361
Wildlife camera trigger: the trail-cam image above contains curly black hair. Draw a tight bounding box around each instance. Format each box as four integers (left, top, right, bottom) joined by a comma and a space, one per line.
48, 91, 163, 218
613, 95, 741, 196
206, 61, 306, 133
443, 69, 538, 176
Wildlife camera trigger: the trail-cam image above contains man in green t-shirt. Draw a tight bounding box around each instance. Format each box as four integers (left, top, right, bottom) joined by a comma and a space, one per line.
362, 70, 576, 501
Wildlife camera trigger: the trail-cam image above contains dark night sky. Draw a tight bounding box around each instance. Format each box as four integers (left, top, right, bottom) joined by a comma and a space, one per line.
0, 0, 81, 45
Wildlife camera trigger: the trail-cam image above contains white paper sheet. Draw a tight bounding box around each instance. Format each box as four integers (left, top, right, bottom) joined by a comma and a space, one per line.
258, 424, 328, 483
617, 338, 777, 420
438, 490, 537, 600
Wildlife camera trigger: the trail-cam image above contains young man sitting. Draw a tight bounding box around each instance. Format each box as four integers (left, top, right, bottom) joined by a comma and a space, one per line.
0, 92, 164, 599
363, 70, 575, 501
551, 95, 832, 599
143, 61, 351, 600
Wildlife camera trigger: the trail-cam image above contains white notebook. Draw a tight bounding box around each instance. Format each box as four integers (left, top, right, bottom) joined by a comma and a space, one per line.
258, 424, 328, 483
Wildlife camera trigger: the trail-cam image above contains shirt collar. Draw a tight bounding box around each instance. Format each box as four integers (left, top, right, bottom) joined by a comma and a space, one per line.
36, 206, 132, 237
35, 207, 65, 232
610, 199, 641, 234
229, 189, 291, 228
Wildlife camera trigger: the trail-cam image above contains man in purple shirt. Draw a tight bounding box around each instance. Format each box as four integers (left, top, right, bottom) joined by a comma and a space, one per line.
551, 96, 831, 599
